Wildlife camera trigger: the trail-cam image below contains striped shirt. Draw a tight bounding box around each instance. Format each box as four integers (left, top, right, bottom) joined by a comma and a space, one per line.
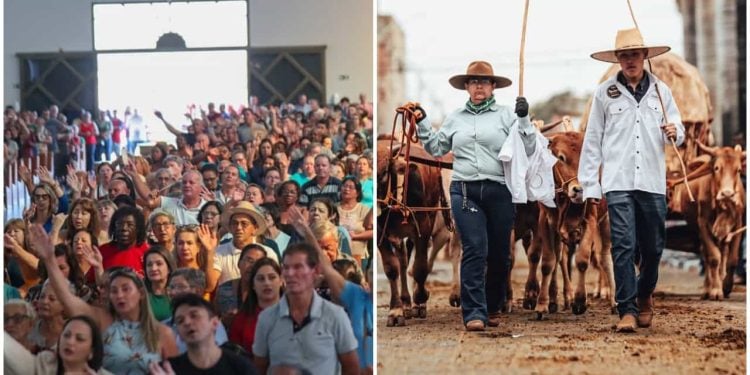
298, 177, 342, 205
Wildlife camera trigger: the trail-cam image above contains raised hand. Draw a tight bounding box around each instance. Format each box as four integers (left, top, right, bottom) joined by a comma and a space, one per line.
52, 213, 67, 228
200, 186, 216, 201
123, 158, 138, 176
230, 187, 245, 202
67, 172, 82, 192
18, 162, 31, 182
27, 224, 54, 260
197, 224, 218, 251
38, 165, 54, 184
80, 243, 104, 270
515, 96, 529, 118
23, 203, 37, 222
288, 205, 311, 235
87, 173, 97, 191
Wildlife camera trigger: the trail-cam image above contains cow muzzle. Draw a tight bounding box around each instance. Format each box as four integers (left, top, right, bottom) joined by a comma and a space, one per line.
568, 184, 584, 204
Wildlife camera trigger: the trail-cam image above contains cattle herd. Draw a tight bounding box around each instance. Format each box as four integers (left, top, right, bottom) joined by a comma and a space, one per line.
377, 53, 746, 327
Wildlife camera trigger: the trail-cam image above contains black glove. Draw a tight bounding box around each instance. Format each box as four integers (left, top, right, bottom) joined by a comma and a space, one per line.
515, 96, 529, 118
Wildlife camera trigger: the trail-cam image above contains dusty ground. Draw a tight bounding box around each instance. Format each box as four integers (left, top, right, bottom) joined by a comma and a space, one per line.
376, 247, 746, 374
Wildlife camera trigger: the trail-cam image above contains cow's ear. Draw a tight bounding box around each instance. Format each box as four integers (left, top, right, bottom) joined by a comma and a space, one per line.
734, 144, 743, 153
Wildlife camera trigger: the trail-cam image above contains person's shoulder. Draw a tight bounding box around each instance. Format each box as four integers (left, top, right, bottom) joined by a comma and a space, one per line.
167, 352, 192, 371
220, 349, 257, 373
215, 241, 234, 255
596, 75, 619, 92
256, 302, 281, 326
320, 295, 348, 316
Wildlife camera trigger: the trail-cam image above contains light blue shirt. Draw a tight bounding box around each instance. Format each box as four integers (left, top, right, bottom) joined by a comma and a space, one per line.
340, 281, 373, 369
416, 103, 535, 183
253, 292, 358, 374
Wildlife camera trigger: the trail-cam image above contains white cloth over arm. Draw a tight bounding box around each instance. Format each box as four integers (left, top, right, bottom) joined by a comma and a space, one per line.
498, 123, 556, 207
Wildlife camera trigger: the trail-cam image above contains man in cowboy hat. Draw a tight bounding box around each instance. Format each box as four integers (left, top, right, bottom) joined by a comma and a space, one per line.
214, 201, 277, 286
407, 61, 535, 331
578, 28, 684, 332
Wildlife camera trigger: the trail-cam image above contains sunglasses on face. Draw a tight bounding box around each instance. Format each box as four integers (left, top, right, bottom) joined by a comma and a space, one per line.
467, 78, 493, 86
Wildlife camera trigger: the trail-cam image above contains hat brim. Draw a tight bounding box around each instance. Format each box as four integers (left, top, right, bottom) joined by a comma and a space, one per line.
448, 75, 512, 90
221, 206, 268, 235
590, 46, 671, 63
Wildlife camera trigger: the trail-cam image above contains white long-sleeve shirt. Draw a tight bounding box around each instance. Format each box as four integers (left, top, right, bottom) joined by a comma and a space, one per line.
578, 71, 685, 199
498, 122, 556, 207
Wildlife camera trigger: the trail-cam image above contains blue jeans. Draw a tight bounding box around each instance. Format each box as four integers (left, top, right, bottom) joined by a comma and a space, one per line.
605, 190, 666, 317
450, 180, 514, 324
96, 138, 112, 162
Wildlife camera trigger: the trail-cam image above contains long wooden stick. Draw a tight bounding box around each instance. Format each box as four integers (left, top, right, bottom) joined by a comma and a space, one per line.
626, 0, 694, 202
519, 0, 530, 96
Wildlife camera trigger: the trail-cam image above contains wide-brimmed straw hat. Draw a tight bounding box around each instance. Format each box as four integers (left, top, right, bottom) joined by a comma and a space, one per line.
221, 201, 267, 235
448, 61, 512, 90
591, 28, 670, 63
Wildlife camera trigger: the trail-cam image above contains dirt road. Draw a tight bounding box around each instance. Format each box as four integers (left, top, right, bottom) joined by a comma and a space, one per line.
376, 248, 746, 374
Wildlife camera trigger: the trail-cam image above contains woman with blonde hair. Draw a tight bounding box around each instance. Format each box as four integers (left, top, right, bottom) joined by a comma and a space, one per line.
29, 224, 178, 373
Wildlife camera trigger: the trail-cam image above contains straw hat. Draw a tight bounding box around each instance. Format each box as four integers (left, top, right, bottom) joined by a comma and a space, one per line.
448, 61, 512, 90
221, 201, 267, 235
591, 28, 670, 63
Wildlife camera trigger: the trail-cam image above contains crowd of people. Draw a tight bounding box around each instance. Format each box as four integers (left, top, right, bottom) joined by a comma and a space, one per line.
4, 105, 144, 175
3, 94, 375, 374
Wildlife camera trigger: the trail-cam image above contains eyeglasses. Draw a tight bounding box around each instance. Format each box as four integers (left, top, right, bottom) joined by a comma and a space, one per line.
468, 78, 493, 86
230, 220, 254, 229
33, 194, 50, 201
167, 283, 192, 292
4, 314, 30, 324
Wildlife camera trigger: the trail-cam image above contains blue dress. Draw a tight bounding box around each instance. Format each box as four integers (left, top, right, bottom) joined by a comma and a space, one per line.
103, 320, 161, 374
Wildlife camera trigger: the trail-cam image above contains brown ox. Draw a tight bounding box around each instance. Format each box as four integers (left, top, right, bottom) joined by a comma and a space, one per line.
377, 139, 446, 326
524, 132, 616, 318
667, 143, 745, 300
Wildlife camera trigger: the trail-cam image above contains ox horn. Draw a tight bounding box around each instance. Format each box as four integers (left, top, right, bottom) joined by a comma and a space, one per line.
539, 119, 564, 134
696, 141, 717, 157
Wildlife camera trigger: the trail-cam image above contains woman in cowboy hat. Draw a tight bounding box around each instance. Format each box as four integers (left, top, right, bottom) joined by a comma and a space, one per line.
579, 28, 684, 332
407, 61, 536, 331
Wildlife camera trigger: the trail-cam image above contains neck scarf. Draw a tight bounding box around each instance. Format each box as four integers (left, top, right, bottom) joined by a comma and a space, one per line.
466, 95, 496, 114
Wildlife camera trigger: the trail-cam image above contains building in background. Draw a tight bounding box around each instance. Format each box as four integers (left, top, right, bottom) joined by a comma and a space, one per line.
677, 0, 746, 146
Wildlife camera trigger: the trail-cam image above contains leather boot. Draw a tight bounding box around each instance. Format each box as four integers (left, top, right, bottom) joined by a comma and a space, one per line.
615, 314, 637, 333
465, 320, 485, 332
637, 295, 654, 328
487, 313, 501, 327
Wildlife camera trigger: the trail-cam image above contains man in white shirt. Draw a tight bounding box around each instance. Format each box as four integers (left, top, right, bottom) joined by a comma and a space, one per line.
214, 201, 276, 286
129, 168, 207, 225
579, 28, 684, 333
